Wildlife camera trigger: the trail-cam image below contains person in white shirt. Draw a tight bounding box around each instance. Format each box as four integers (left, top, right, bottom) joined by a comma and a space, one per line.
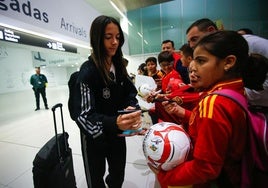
238, 31, 268, 107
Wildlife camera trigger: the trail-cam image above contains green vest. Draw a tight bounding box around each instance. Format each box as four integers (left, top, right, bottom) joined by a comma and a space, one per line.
30, 74, 47, 89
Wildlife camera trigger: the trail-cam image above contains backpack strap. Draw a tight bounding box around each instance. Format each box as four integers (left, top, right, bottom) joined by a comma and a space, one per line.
212, 89, 248, 112
211, 89, 268, 187
212, 89, 268, 155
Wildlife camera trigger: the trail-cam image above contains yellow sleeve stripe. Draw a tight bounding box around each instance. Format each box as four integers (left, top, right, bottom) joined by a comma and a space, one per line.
199, 95, 217, 119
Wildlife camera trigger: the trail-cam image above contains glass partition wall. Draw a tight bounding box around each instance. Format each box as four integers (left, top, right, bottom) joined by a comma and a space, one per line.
127, 0, 268, 55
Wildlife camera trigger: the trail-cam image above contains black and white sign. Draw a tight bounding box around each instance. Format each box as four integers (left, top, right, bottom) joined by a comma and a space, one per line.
0, 26, 77, 53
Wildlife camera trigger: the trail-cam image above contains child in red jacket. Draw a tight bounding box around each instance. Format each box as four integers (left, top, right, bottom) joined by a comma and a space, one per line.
149, 31, 253, 188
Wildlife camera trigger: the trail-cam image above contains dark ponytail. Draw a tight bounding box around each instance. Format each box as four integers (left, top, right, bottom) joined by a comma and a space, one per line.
242, 53, 268, 90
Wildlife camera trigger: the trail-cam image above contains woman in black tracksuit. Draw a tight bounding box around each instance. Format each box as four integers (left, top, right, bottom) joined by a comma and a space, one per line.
75, 15, 142, 188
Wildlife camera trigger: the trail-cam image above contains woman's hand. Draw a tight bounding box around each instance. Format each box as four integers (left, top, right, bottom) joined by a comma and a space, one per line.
116, 109, 142, 131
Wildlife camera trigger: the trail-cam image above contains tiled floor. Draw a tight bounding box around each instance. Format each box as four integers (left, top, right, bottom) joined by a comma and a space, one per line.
0, 86, 156, 188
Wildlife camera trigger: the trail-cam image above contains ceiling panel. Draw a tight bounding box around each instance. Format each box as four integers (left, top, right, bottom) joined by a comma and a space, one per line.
113, 0, 173, 11
84, 0, 173, 18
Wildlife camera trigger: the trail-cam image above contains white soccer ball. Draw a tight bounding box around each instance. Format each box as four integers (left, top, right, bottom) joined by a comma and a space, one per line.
138, 83, 154, 97
143, 122, 191, 171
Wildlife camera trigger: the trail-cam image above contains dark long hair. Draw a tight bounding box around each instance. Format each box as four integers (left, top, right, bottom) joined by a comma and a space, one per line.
90, 15, 127, 84
243, 53, 268, 90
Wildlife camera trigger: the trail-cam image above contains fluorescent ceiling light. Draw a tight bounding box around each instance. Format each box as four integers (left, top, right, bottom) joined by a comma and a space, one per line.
137, 32, 143, 38
110, 0, 125, 18
110, 0, 132, 26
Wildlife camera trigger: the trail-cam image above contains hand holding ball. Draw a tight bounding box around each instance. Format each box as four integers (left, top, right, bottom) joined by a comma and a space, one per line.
143, 122, 191, 171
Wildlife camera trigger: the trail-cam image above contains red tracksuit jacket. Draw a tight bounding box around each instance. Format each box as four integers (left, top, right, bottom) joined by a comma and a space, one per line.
157, 79, 247, 188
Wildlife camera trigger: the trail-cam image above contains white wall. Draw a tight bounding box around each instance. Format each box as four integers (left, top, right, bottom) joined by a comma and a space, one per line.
0, 41, 88, 94
0, 42, 33, 93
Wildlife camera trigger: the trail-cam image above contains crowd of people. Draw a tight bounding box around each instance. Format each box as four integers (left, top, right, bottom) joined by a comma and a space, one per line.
70, 15, 268, 188
142, 18, 268, 188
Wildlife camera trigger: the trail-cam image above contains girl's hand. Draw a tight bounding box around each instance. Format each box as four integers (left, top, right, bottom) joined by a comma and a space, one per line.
148, 163, 160, 175
162, 101, 185, 118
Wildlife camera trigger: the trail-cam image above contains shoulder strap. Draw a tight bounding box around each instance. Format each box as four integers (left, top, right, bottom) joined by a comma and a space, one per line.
212, 89, 268, 156
213, 89, 268, 188
212, 89, 248, 111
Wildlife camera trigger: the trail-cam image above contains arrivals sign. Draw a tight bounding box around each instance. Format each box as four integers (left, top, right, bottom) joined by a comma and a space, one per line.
0, 25, 77, 53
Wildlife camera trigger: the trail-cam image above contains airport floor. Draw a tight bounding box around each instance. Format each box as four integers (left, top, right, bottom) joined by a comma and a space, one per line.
0, 86, 156, 188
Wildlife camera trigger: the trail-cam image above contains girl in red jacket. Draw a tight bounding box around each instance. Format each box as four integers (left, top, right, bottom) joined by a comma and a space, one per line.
148, 31, 255, 188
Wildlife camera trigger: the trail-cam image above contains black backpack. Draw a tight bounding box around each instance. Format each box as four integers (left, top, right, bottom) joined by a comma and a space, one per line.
68, 71, 81, 121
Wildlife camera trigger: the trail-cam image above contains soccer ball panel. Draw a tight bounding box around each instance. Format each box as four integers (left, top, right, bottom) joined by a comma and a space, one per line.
138, 83, 154, 97
143, 122, 191, 171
